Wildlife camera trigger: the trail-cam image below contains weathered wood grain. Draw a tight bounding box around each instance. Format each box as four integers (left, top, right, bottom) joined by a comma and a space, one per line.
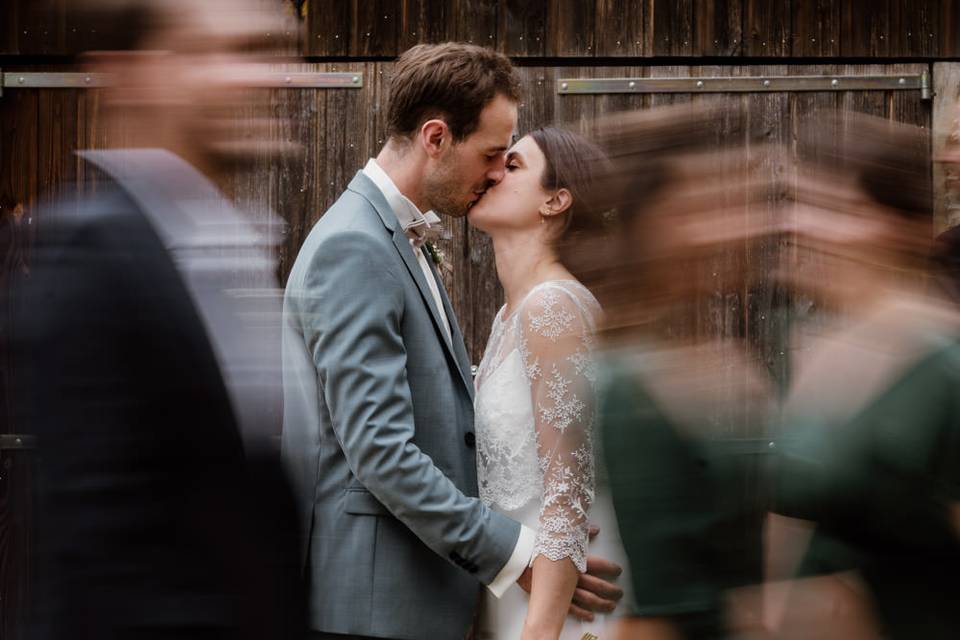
933, 62, 960, 233
791, 0, 842, 57
451, 0, 498, 47
694, 0, 742, 56
946, 0, 959, 57
355, 0, 399, 57
306, 0, 351, 56
399, 0, 450, 50
500, 0, 548, 57
841, 0, 893, 57
744, 0, 790, 56
547, 0, 597, 57
649, 0, 694, 56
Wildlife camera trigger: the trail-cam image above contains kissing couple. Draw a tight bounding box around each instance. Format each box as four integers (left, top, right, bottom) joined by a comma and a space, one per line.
282, 42, 631, 640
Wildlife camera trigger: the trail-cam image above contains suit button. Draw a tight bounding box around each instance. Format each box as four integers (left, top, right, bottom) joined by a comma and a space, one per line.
464, 432, 476, 449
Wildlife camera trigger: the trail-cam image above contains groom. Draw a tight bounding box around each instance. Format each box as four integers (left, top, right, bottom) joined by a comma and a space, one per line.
282, 43, 620, 640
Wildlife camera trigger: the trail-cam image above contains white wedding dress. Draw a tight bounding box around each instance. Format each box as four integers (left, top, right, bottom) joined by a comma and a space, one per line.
475, 280, 633, 640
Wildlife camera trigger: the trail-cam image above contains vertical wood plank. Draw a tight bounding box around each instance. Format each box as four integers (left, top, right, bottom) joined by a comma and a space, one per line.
2, 0, 21, 53
791, 0, 842, 56
649, 0, 694, 56
744, 0, 791, 56
37, 89, 80, 212
840, 64, 891, 118
896, 0, 940, 57
547, 0, 597, 56
399, 0, 450, 50
841, 0, 892, 56
694, 0, 742, 56
323, 62, 371, 214
595, 0, 645, 57
451, 0, 498, 48
945, 0, 959, 58
355, 0, 399, 57
499, 0, 548, 57
305, 0, 351, 56
933, 62, 960, 233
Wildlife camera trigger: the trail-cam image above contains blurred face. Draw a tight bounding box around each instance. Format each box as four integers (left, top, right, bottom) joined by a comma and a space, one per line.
778, 172, 901, 307
98, 0, 296, 170
423, 93, 517, 217
467, 135, 552, 233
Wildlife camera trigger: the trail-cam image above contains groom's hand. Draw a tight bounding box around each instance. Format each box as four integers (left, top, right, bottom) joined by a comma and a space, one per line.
516, 528, 625, 623
570, 555, 623, 620
569, 525, 624, 621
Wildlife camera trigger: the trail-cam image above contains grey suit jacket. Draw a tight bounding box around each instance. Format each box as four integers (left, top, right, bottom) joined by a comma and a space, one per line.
281, 172, 521, 639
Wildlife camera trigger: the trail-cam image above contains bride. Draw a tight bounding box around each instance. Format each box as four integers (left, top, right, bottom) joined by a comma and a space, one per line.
468, 127, 632, 640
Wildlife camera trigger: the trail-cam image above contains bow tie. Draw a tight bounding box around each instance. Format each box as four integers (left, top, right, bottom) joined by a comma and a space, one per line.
403, 211, 443, 248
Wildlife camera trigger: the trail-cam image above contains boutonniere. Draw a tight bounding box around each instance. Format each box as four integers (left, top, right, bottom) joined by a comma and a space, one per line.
423, 241, 452, 274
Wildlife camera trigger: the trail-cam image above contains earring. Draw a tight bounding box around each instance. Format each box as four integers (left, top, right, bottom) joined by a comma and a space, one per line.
539, 215, 546, 225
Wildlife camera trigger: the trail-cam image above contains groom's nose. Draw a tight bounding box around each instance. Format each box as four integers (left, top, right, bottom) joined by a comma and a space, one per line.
485, 156, 507, 185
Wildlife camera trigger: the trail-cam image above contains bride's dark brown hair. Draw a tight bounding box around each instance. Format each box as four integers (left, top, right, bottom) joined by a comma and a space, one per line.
527, 127, 609, 244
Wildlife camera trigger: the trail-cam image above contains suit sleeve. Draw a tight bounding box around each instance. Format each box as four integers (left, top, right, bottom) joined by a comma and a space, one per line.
290, 229, 520, 585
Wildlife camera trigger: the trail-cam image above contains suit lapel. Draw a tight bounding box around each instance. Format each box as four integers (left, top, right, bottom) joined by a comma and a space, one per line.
424, 253, 475, 400
348, 172, 472, 396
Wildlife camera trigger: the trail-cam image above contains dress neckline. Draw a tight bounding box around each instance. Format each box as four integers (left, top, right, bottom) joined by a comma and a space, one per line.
497, 279, 587, 324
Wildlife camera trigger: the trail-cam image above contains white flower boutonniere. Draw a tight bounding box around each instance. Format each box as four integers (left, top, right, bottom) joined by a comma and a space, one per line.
424, 241, 453, 274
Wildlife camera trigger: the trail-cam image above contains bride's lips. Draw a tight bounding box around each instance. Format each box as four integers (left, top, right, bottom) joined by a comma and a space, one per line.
467, 190, 486, 210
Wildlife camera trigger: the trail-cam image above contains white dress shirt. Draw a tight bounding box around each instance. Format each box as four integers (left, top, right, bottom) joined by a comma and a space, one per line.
361, 158, 536, 598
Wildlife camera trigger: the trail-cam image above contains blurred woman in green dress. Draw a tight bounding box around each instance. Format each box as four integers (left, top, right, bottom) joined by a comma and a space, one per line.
561, 105, 779, 640
769, 113, 960, 640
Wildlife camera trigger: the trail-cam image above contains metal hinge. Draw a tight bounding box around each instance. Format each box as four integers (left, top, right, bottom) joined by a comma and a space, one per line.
559, 71, 933, 100
0, 434, 37, 450
0, 69, 363, 96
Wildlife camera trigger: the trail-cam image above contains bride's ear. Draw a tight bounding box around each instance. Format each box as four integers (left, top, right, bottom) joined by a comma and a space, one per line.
540, 188, 573, 218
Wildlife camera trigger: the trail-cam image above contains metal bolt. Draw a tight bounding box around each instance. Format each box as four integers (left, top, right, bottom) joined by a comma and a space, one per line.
696, 80, 704, 88
15, 438, 22, 446
18, 76, 24, 84
763, 80, 770, 87
85, 76, 91, 84
284, 76, 292, 84
831, 79, 839, 86
628, 81, 636, 89
898, 77, 906, 85
352, 76, 360, 84
561, 82, 569, 90
768, 441, 775, 449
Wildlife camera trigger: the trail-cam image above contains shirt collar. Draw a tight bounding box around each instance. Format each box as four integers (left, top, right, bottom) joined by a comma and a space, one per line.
363, 158, 442, 246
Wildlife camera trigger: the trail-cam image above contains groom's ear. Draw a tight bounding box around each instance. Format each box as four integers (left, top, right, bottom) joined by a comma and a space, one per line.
542, 188, 573, 217
420, 119, 450, 158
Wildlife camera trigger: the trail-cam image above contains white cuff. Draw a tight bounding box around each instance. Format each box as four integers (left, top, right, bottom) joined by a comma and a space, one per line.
485, 524, 536, 598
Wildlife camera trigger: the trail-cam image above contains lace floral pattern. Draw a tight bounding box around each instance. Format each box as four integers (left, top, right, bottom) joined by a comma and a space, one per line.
475, 280, 601, 572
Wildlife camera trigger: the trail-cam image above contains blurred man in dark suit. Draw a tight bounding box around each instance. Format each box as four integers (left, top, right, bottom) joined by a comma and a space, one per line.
12, 2, 303, 638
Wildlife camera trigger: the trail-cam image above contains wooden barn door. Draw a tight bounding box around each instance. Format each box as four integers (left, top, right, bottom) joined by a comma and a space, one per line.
0, 60, 942, 640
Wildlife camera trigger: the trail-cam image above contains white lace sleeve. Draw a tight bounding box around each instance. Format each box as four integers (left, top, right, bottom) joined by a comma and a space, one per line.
518, 285, 597, 573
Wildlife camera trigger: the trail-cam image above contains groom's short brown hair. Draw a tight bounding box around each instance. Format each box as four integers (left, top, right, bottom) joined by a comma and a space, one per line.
386, 43, 520, 143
